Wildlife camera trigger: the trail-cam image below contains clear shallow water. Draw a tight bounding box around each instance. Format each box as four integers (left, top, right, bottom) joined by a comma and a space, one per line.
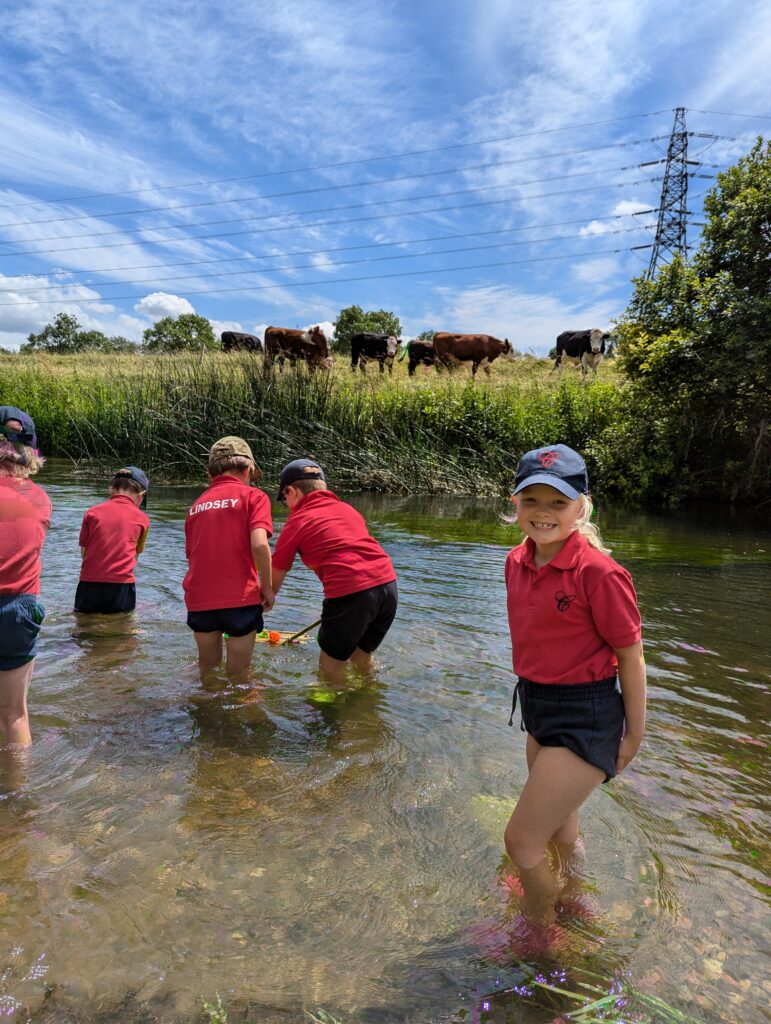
1, 468, 769, 1023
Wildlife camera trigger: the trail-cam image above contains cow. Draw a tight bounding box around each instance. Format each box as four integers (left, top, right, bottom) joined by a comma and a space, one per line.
221, 331, 263, 353
263, 324, 332, 371
350, 333, 399, 374
552, 329, 609, 375
433, 332, 514, 378
399, 339, 436, 376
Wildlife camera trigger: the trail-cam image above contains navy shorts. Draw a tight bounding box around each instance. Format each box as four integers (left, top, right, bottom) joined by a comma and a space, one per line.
0, 594, 46, 670
510, 676, 625, 781
186, 604, 264, 637
74, 581, 136, 615
318, 580, 398, 662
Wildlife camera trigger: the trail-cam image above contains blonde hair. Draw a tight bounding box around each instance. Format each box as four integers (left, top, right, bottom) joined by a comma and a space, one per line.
0, 441, 44, 477
291, 478, 328, 496
504, 493, 612, 555
208, 454, 260, 479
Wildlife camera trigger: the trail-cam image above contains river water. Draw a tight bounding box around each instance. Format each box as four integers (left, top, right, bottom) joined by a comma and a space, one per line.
1, 466, 769, 1023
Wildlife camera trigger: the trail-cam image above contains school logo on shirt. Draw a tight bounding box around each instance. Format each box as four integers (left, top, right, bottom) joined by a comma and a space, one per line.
555, 590, 576, 612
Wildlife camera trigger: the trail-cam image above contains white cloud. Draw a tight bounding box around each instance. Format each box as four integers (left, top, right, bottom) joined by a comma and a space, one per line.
134, 292, 195, 319
572, 256, 621, 287
210, 318, 244, 337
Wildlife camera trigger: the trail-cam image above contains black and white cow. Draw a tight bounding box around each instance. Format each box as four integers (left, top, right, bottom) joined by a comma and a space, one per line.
221, 331, 264, 353
350, 333, 399, 374
399, 339, 436, 376
553, 329, 610, 375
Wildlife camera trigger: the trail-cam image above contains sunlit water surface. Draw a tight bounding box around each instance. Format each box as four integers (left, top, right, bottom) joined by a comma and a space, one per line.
0, 466, 769, 1023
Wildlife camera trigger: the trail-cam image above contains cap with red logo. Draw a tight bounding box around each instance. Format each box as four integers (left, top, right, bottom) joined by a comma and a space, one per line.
513, 444, 589, 500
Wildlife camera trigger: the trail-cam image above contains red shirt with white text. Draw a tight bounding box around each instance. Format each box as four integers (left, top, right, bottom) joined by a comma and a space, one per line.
0, 477, 52, 595
271, 490, 396, 599
79, 494, 150, 583
183, 476, 272, 611
505, 530, 641, 684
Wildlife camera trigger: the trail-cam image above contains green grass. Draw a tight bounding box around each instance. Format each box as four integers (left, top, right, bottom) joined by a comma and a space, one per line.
0, 351, 624, 495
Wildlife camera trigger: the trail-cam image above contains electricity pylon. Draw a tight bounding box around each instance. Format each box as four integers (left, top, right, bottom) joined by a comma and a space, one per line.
646, 107, 690, 279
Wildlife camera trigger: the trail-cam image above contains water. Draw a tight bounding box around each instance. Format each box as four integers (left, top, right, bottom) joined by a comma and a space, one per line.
1, 465, 769, 1023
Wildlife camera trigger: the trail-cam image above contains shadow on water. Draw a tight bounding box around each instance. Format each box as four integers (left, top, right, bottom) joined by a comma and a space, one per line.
0, 464, 768, 1022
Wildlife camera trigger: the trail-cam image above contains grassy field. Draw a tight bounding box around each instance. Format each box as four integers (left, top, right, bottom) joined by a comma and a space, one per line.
0, 350, 624, 495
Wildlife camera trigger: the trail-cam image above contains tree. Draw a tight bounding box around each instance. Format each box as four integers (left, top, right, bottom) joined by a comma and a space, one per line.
21, 313, 140, 354
417, 329, 436, 341
142, 313, 217, 353
613, 138, 770, 502
333, 305, 401, 354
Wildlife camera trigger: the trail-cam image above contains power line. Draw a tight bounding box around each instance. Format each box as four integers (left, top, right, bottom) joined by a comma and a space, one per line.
1, 224, 656, 297
0, 209, 657, 288
0, 174, 685, 258
0, 137, 673, 230
0, 242, 653, 308
0, 110, 676, 211
687, 109, 771, 120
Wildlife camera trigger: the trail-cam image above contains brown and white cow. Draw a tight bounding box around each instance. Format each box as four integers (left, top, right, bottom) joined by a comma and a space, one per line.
433, 332, 514, 377
264, 325, 332, 370
552, 329, 609, 376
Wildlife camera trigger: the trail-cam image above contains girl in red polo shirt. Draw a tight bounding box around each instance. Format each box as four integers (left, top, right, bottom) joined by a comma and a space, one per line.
0, 410, 51, 746
502, 444, 645, 937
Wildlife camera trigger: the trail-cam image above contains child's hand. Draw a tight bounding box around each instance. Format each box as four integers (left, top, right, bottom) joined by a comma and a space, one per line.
262, 588, 276, 613
616, 732, 643, 774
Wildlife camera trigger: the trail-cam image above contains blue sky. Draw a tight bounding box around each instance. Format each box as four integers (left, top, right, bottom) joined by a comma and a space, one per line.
0, 0, 768, 352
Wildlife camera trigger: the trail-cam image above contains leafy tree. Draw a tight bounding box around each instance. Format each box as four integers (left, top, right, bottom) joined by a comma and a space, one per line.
612, 138, 770, 502
333, 305, 401, 354
417, 329, 436, 341
21, 313, 140, 354
142, 313, 217, 353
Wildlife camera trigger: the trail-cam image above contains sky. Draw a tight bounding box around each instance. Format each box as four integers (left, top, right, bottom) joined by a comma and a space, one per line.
0, 0, 768, 353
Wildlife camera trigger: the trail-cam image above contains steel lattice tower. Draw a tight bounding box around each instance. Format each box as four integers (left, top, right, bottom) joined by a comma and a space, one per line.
646, 107, 689, 280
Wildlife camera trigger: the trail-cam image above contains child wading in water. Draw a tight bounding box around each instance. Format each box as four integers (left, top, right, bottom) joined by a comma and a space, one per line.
503, 445, 645, 932
183, 437, 273, 680
270, 459, 398, 682
0, 408, 51, 746
74, 467, 150, 614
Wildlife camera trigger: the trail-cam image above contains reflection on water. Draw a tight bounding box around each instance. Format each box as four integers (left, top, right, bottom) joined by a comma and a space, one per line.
0, 466, 769, 1022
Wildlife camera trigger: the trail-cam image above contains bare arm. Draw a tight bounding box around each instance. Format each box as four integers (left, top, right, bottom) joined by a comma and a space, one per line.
80, 547, 87, 560
615, 641, 646, 773
250, 528, 274, 612
271, 567, 288, 596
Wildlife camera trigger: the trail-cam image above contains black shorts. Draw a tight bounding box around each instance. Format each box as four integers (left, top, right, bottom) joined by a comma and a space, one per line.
186, 604, 263, 637
511, 676, 625, 781
74, 581, 136, 615
318, 580, 398, 662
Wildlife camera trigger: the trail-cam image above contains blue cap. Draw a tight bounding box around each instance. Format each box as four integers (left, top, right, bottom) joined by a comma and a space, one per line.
0, 406, 38, 448
277, 458, 325, 502
513, 444, 589, 500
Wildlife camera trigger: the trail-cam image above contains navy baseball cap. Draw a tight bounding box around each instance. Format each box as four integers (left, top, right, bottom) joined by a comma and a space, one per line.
114, 466, 150, 508
277, 459, 325, 502
0, 406, 38, 448
513, 444, 589, 500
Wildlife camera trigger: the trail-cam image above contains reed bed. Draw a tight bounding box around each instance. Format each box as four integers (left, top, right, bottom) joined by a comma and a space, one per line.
0, 353, 622, 494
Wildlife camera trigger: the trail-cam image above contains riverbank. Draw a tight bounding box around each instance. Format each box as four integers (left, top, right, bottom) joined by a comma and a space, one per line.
1, 351, 628, 496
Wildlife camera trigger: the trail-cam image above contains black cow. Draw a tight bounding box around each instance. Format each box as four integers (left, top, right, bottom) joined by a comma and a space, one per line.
221, 331, 264, 353
400, 339, 436, 376
350, 333, 399, 374
553, 329, 609, 375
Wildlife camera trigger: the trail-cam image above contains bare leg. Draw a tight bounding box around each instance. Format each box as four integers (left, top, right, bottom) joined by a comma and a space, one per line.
225, 632, 257, 682
349, 647, 374, 673
318, 649, 349, 684
504, 746, 603, 923
0, 660, 35, 746
194, 631, 224, 675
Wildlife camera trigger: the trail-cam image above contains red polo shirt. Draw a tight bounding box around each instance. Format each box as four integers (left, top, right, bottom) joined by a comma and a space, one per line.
79, 495, 150, 583
271, 490, 396, 599
183, 476, 272, 611
505, 530, 641, 684
0, 477, 51, 595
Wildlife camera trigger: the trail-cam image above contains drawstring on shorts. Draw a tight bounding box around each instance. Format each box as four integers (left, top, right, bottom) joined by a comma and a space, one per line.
508, 679, 525, 730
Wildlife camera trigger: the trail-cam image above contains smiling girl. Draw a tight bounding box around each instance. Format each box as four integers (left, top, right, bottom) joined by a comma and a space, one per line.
502, 444, 646, 933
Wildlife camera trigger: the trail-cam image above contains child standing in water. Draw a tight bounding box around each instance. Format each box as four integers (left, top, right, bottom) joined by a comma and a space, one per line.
503, 445, 645, 929
74, 467, 150, 614
0, 409, 50, 745
183, 437, 273, 679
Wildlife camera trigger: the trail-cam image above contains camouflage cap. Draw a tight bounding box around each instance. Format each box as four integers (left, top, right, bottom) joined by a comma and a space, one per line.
208, 436, 255, 463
